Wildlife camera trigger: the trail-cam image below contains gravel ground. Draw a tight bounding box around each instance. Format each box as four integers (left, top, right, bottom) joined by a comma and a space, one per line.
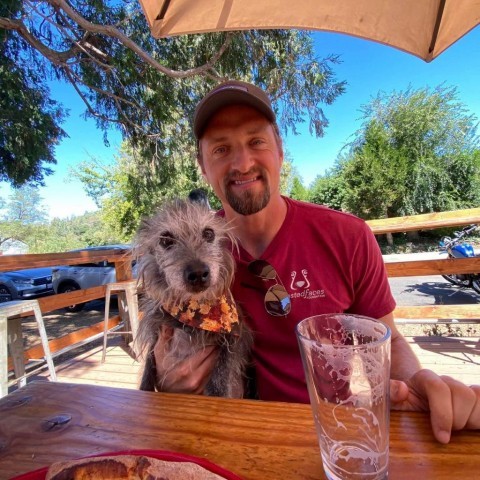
397, 322, 479, 337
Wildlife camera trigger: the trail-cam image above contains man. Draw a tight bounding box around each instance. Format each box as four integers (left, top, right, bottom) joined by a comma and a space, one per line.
153, 80, 480, 443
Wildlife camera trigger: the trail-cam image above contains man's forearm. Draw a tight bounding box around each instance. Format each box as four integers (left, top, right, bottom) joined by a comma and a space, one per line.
378, 312, 422, 381
390, 333, 422, 381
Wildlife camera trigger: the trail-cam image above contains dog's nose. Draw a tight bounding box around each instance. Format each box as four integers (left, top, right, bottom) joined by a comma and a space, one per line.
184, 261, 211, 288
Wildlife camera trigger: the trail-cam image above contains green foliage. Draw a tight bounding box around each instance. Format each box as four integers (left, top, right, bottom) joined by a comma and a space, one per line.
309, 169, 346, 210
72, 142, 209, 238
337, 85, 480, 219
289, 176, 309, 201
27, 211, 122, 253
0, 185, 49, 246
0, 185, 121, 252
0, 0, 67, 187
1, 1, 346, 190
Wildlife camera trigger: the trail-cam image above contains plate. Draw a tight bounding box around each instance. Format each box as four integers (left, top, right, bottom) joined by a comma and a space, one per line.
10, 449, 243, 480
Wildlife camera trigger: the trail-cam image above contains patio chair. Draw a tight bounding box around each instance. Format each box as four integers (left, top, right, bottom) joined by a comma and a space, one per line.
1, 299, 57, 398
102, 279, 140, 363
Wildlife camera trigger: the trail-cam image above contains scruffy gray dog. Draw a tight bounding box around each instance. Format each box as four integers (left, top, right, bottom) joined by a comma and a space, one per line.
134, 198, 252, 398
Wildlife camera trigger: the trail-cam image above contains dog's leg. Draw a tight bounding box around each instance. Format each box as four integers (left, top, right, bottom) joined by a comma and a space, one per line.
205, 336, 249, 398
206, 346, 236, 397
139, 350, 158, 391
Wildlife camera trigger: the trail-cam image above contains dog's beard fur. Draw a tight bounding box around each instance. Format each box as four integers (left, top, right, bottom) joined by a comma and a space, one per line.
133, 199, 252, 398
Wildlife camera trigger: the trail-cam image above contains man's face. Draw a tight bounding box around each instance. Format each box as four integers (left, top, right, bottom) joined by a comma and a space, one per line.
198, 104, 283, 216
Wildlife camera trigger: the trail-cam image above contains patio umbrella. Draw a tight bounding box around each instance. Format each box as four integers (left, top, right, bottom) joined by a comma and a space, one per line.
138, 0, 480, 62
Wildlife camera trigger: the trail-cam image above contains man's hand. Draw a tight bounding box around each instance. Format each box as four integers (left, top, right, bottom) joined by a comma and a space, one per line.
153, 325, 219, 394
390, 369, 480, 444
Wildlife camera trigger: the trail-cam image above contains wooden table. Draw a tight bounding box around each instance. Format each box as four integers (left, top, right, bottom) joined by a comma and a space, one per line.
0, 381, 479, 480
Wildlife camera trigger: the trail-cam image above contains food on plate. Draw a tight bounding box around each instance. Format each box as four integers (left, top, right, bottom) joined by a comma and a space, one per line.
46, 454, 226, 480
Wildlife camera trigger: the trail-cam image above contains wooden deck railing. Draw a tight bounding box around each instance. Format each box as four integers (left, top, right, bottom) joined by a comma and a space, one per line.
365, 207, 480, 323
1, 248, 134, 369
2, 207, 480, 374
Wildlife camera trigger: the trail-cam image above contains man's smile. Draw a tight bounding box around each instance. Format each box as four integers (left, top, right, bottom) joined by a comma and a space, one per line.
232, 176, 261, 186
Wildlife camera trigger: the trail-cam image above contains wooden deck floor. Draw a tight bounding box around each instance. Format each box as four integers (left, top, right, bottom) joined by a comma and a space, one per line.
33, 335, 480, 390
407, 335, 480, 385
36, 338, 142, 389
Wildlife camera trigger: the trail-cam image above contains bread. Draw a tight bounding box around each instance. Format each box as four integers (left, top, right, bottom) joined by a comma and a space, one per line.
46, 454, 226, 480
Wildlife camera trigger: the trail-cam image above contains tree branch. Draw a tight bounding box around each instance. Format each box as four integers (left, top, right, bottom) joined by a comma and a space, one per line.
0, 16, 78, 65
47, 0, 232, 79
63, 69, 147, 134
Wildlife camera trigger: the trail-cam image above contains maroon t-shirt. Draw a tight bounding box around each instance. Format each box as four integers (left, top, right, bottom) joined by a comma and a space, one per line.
230, 197, 396, 403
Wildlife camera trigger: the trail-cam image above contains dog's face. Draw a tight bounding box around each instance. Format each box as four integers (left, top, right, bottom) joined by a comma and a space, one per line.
135, 199, 236, 305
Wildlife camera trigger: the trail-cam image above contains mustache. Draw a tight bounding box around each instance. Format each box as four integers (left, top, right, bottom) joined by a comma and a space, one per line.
225, 167, 265, 183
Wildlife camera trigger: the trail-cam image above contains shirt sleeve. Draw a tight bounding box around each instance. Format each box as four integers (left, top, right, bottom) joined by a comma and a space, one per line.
347, 222, 396, 319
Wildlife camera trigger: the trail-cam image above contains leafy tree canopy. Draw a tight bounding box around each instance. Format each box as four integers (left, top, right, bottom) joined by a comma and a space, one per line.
336, 85, 480, 219
309, 168, 346, 211
1, 0, 346, 188
0, 185, 48, 246
29, 211, 122, 253
0, 1, 67, 187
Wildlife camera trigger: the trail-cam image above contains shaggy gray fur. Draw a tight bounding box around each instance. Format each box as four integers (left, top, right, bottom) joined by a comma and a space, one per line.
134, 199, 252, 398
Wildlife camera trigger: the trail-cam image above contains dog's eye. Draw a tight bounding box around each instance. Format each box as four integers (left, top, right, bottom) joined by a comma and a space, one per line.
202, 228, 215, 243
159, 232, 176, 250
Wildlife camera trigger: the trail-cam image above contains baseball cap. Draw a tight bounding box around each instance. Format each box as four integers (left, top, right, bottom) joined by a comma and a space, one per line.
193, 80, 276, 139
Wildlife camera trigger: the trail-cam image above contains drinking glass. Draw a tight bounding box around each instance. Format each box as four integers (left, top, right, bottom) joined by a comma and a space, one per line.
296, 313, 391, 480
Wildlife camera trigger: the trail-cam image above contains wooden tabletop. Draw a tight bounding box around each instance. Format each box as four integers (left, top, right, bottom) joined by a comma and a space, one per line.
0, 382, 479, 480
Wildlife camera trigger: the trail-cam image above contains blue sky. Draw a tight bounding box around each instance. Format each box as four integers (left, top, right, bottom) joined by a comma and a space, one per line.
1, 27, 479, 219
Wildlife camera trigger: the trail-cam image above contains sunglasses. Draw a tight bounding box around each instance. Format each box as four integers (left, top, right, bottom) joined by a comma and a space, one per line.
248, 260, 291, 316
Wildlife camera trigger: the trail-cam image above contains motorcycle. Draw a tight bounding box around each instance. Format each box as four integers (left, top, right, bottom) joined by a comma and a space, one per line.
439, 224, 480, 294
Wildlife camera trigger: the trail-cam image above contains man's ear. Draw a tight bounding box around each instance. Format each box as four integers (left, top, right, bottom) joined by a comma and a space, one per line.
197, 155, 207, 177
196, 140, 207, 176
278, 145, 284, 168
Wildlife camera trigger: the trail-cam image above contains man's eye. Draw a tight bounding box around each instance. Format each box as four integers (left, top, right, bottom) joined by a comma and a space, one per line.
202, 228, 215, 243
159, 232, 176, 249
213, 146, 227, 155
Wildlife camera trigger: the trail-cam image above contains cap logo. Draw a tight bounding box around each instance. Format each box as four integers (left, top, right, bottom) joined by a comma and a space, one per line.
213, 85, 249, 95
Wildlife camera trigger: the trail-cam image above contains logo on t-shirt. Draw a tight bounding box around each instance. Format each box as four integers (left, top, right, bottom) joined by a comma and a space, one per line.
289, 269, 325, 300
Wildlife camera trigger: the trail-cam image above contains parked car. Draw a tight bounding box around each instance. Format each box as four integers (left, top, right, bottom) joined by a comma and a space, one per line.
52, 245, 136, 312
0, 268, 54, 303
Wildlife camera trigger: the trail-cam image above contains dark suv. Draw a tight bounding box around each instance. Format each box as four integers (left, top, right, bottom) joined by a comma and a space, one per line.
0, 268, 54, 303
52, 245, 135, 312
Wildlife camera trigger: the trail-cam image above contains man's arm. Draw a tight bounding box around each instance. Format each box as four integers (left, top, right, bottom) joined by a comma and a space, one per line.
379, 312, 480, 444
378, 312, 421, 381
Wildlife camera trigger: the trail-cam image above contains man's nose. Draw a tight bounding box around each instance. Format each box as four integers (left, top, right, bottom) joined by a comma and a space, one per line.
231, 145, 254, 172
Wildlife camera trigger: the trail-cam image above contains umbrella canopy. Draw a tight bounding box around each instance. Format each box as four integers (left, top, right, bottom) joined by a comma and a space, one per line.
138, 0, 480, 62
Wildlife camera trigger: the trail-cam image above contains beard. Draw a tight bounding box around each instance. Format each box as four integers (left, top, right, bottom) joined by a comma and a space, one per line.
224, 168, 271, 216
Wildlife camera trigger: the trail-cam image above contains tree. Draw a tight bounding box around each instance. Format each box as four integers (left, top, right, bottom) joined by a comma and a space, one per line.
72, 142, 208, 238
289, 176, 309, 201
0, 0, 67, 187
1, 1, 346, 187
28, 211, 122, 253
309, 168, 346, 211
340, 85, 480, 220
0, 185, 49, 247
